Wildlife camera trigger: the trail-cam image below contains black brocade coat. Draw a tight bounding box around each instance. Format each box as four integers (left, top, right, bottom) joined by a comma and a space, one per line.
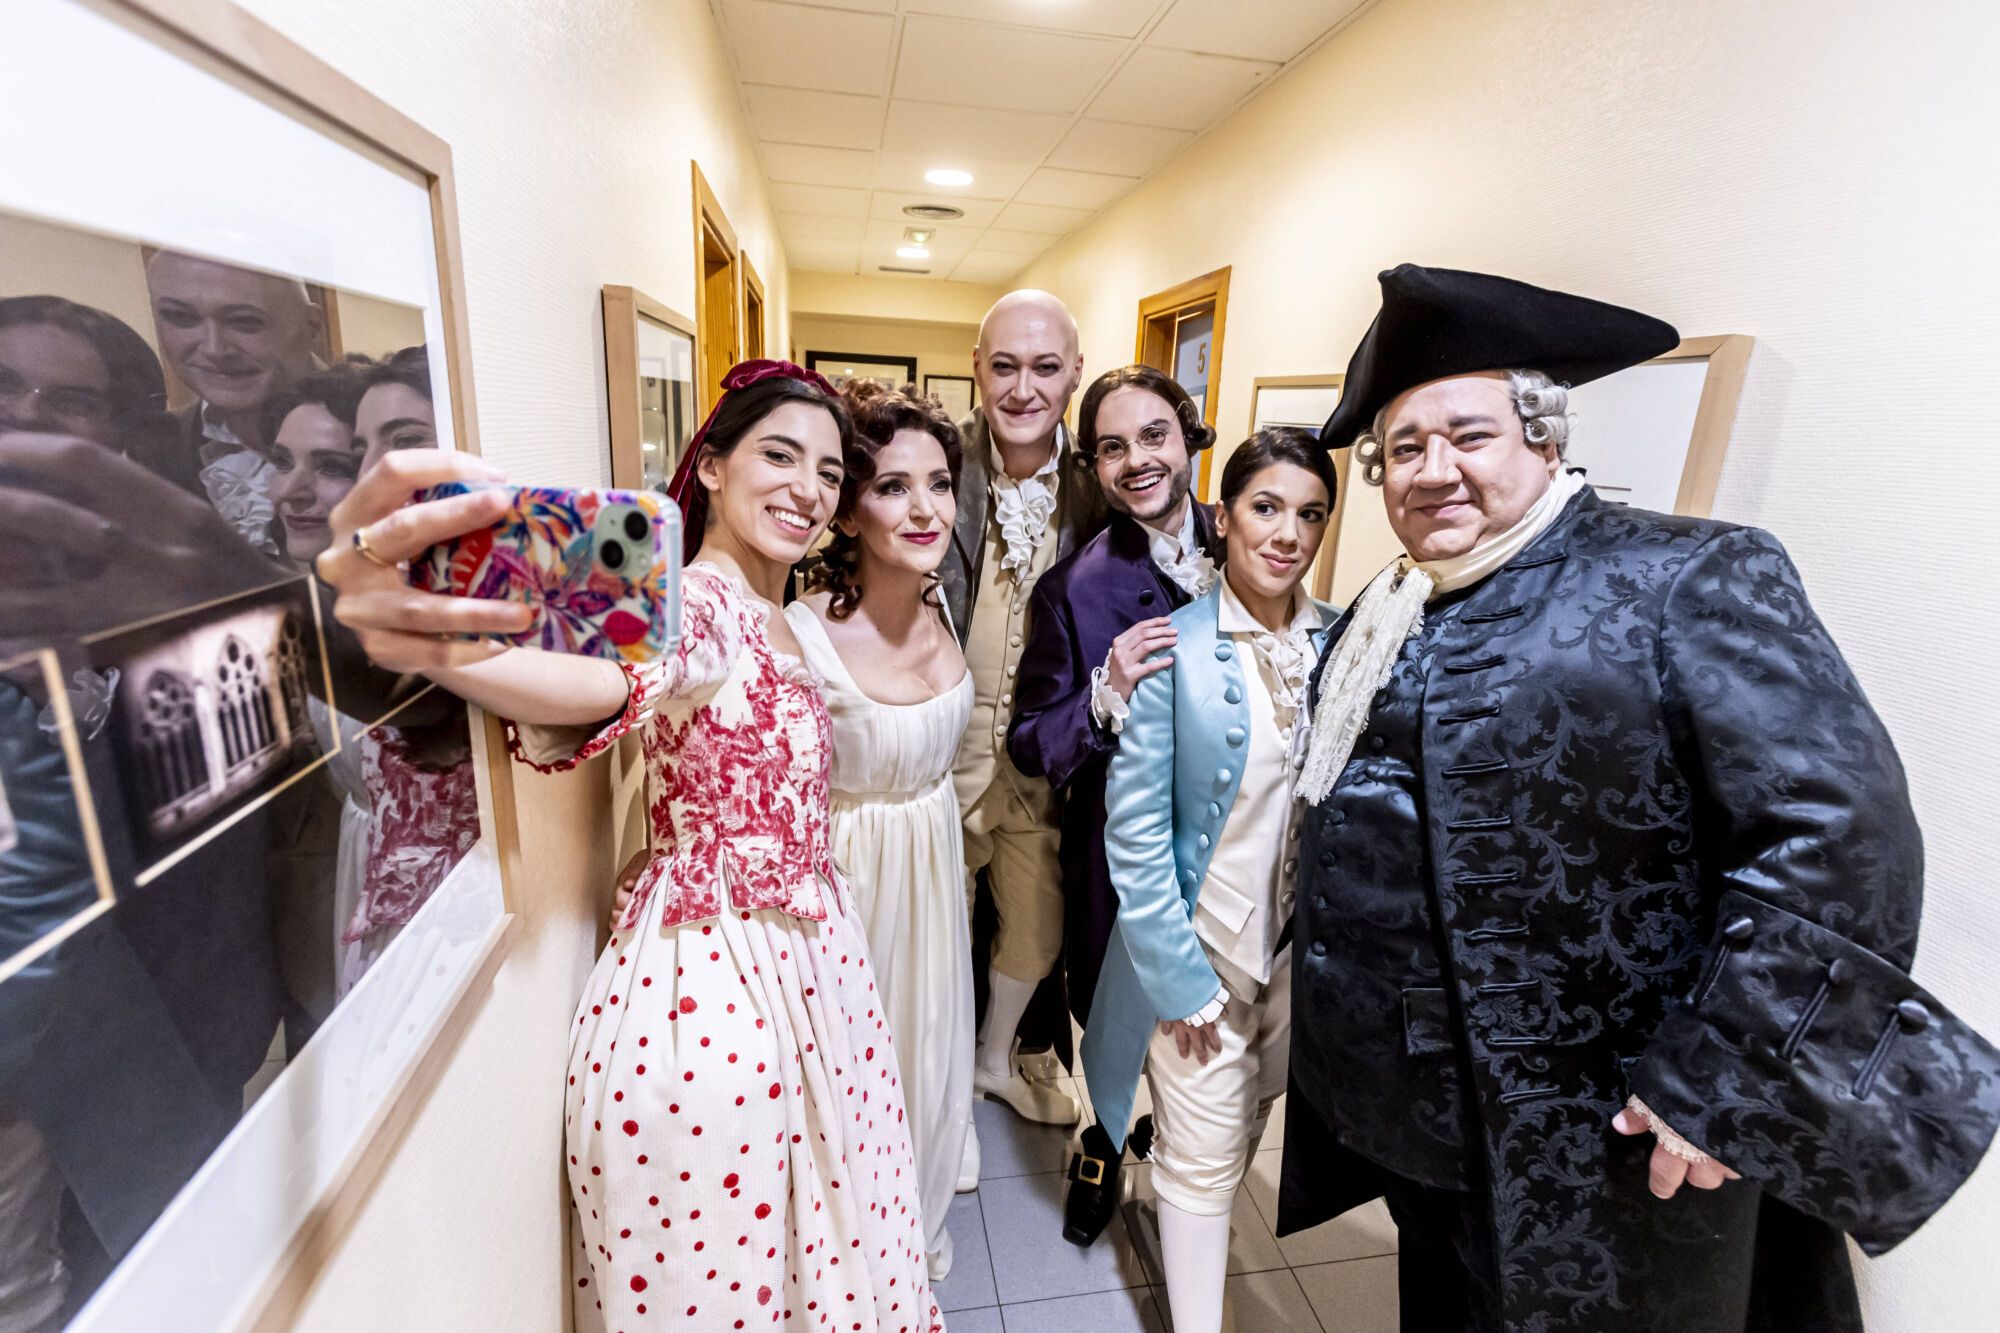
1277, 489, 2000, 1332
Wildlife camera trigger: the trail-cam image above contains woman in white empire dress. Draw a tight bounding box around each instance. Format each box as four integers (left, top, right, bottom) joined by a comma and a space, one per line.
786, 381, 975, 1281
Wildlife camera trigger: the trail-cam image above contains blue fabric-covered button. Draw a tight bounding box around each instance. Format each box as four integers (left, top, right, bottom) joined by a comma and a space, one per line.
1207, 802, 1221, 818
1224, 685, 1243, 704
1226, 727, 1246, 747
1197, 833, 1210, 850
1217, 768, 1233, 786
1215, 642, 1234, 661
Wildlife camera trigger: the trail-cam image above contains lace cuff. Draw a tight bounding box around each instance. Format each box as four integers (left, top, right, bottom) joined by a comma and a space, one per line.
1089, 656, 1130, 735
504, 659, 649, 774
1624, 1095, 1710, 1163
1182, 991, 1227, 1028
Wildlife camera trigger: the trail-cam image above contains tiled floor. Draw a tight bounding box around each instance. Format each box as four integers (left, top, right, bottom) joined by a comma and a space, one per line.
934, 1077, 1401, 1332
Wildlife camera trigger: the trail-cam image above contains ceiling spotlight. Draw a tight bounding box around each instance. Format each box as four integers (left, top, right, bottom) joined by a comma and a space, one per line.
896, 245, 932, 260
925, 168, 974, 187
904, 227, 935, 244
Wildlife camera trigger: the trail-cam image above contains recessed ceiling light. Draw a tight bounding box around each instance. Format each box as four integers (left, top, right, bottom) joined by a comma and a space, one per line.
896, 244, 932, 260
904, 227, 935, 244
925, 168, 974, 187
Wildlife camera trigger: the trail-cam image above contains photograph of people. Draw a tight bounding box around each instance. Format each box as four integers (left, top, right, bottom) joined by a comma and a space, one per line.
1080, 428, 1339, 1333
784, 381, 974, 1281
942, 289, 1105, 1168
313, 359, 940, 1333
1281, 264, 2000, 1331
1005, 363, 1223, 1244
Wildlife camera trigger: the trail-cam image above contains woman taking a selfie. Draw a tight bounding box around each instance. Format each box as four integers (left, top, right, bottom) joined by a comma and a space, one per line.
314, 360, 939, 1333
784, 382, 974, 1281
1078, 427, 1339, 1333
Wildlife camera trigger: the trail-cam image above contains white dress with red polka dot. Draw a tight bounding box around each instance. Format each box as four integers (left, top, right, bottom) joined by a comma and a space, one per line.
511, 566, 941, 1333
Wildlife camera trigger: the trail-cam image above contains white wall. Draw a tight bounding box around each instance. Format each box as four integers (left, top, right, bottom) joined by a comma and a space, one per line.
791, 314, 979, 387
217, 1, 792, 1328
1018, 0, 2000, 1326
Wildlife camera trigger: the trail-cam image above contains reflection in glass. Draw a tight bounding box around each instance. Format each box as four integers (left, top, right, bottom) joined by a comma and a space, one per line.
636, 314, 696, 493
0, 205, 479, 1326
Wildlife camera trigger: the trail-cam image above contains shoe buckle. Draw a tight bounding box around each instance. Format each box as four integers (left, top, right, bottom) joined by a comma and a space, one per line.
1073, 1153, 1106, 1187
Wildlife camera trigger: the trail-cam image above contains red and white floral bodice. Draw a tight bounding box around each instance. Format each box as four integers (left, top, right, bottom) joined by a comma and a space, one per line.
507, 564, 842, 930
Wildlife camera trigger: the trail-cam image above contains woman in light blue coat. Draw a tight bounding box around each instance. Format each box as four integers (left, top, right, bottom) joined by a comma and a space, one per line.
1080, 427, 1341, 1333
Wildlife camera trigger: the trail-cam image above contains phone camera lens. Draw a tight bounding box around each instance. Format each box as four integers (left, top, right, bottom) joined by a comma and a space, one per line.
599, 538, 626, 571
623, 511, 651, 542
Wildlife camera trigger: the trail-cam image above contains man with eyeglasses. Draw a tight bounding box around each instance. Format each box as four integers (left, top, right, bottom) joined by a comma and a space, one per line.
1008, 363, 1221, 1245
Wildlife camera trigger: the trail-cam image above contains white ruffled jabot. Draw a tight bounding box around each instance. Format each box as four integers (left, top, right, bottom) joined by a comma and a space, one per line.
988, 439, 1061, 577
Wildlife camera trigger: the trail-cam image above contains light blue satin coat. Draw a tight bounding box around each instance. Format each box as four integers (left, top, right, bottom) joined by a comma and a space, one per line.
1079, 585, 1336, 1149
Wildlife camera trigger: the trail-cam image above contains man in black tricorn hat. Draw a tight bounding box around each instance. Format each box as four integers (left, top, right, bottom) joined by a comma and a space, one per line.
1278, 264, 1999, 1331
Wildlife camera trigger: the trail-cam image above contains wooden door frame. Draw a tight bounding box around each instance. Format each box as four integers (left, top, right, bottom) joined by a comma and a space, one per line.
1135, 265, 1231, 497
740, 253, 766, 361
691, 160, 740, 410
601, 284, 696, 490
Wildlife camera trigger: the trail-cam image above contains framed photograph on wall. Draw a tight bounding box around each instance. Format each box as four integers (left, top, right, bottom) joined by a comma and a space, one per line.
923, 373, 975, 421
602, 285, 698, 492
3, 2, 518, 1329
805, 350, 919, 392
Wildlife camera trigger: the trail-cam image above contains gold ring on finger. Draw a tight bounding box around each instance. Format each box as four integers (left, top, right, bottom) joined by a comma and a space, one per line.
351, 524, 397, 567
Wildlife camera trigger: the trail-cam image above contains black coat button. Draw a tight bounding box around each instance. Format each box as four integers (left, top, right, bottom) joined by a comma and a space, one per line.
1827, 958, 1853, 986
1721, 916, 1755, 948
1368, 735, 1386, 753
1139, 590, 1155, 606
1310, 942, 1327, 958
1897, 999, 1931, 1032
1319, 851, 1336, 869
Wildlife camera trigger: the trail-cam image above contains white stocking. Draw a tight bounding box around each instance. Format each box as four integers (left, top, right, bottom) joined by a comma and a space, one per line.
1158, 1197, 1231, 1333
977, 967, 1038, 1079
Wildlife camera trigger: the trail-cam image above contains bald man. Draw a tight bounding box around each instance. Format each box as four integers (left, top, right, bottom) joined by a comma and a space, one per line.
146, 250, 324, 555
945, 291, 1107, 1161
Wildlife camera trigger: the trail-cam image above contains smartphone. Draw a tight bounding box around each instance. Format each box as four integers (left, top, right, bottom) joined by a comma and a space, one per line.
410, 482, 681, 662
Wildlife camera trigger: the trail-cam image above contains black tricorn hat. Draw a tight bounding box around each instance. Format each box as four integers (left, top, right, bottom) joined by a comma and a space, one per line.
1320, 264, 1679, 448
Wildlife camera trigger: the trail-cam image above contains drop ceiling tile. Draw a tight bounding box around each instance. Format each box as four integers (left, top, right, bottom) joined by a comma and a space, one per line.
1014, 166, 1139, 210
1046, 118, 1195, 176
872, 151, 1036, 200
993, 201, 1093, 235
882, 100, 1072, 161
761, 143, 877, 188
972, 229, 1057, 258
952, 250, 1033, 284
743, 86, 886, 151
893, 16, 1125, 114
869, 192, 1005, 229
1149, 0, 1369, 64
778, 213, 868, 242
1089, 46, 1281, 131
768, 182, 871, 218
905, 0, 1162, 39
786, 237, 862, 274
721, 0, 894, 97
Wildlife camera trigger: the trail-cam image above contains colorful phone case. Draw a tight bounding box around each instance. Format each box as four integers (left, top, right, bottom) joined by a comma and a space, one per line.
410, 483, 681, 663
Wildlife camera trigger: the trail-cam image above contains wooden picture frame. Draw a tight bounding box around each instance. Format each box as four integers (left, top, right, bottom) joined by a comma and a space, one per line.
924, 373, 976, 420
7, 3, 518, 1329
602, 284, 698, 491
1561, 334, 1756, 516
1137, 266, 1232, 497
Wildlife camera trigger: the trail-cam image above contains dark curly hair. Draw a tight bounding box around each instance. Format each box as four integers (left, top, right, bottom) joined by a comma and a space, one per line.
1073, 364, 1216, 466
813, 380, 963, 621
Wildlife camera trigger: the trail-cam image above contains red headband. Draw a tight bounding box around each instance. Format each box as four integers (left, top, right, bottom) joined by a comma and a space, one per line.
663, 359, 841, 566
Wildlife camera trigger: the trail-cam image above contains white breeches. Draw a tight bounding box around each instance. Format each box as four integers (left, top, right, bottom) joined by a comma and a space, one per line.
1142, 951, 1291, 1217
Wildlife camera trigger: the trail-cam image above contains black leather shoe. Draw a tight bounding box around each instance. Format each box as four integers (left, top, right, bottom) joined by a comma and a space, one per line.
1062, 1121, 1127, 1247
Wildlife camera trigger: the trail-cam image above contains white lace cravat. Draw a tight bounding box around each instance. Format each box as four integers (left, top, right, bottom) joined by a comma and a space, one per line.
1249, 625, 1313, 747
198, 444, 279, 557
1147, 502, 1217, 598
989, 439, 1060, 577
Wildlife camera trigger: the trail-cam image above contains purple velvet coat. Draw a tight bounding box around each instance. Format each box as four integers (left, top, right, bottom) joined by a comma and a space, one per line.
1006, 505, 1219, 1023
